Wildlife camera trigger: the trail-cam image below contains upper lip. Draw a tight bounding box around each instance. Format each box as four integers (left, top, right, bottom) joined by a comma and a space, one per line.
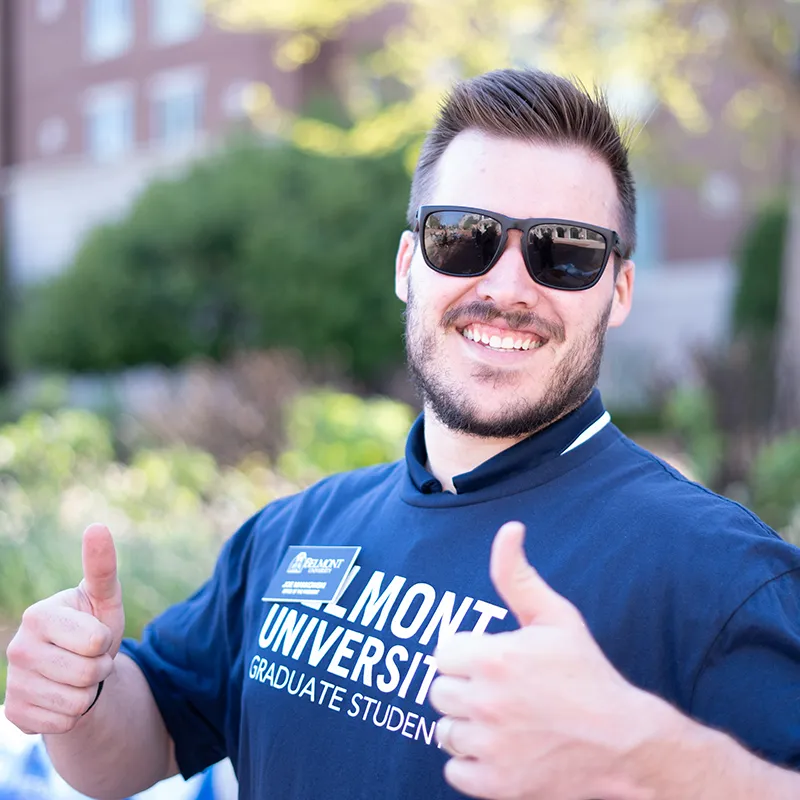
457, 320, 547, 341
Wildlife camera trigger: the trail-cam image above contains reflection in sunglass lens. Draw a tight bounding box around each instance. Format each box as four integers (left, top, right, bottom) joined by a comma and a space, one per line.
423, 211, 503, 275
527, 224, 608, 289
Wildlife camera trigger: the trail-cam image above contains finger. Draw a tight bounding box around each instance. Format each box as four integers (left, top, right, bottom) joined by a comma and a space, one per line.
436, 716, 473, 759
42, 605, 114, 657
428, 675, 473, 718
434, 632, 490, 678
444, 757, 500, 799
6, 670, 100, 719
490, 520, 576, 627
3, 702, 79, 736
81, 524, 120, 607
35, 644, 113, 688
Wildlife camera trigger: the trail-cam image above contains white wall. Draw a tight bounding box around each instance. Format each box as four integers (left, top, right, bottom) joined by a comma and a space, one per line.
600, 259, 736, 408
7, 141, 210, 284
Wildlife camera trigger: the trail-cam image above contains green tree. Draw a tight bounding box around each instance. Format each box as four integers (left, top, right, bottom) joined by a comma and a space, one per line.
14, 141, 410, 384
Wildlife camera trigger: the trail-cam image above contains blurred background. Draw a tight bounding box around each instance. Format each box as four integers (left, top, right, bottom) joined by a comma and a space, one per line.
0, 0, 799, 717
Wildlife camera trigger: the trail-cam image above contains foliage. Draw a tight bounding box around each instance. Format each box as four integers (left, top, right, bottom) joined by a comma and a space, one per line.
278, 390, 414, 480
732, 197, 787, 337
662, 386, 724, 487
205, 0, 800, 168
13, 142, 409, 384
749, 432, 800, 532
0, 410, 293, 634
0, 390, 414, 696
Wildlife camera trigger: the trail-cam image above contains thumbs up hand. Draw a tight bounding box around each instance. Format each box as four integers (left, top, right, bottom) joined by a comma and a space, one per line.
4, 524, 125, 735
430, 522, 657, 800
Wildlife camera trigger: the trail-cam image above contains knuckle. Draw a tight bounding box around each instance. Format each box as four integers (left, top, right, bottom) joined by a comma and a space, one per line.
20, 602, 45, 631
5, 635, 25, 665
77, 657, 106, 687
477, 649, 509, 680
86, 629, 111, 656
468, 691, 502, 723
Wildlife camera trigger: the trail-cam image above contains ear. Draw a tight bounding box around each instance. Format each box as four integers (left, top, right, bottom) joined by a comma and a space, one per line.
608, 259, 634, 329
395, 231, 416, 303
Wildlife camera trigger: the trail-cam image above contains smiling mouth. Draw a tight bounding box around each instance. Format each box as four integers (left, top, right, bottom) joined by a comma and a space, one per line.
460, 323, 546, 352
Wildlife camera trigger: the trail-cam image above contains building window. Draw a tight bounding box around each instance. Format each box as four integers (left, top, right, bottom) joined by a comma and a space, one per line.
150, 69, 204, 147
38, 0, 66, 23
150, 0, 204, 46
84, 0, 133, 61
84, 85, 134, 162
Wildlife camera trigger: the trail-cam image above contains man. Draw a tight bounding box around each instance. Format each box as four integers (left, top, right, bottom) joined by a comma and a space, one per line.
5, 69, 800, 800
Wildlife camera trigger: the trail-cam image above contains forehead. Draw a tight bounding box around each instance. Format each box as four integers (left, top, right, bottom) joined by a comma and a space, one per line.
429, 130, 619, 230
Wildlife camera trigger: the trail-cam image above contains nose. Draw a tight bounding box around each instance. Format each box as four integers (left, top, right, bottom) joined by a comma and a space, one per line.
475, 230, 542, 309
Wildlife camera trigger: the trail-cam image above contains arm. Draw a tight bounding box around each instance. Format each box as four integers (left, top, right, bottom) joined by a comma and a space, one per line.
623, 694, 800, 800
430, 522, 800, 800
4, 525, 177, 800
42, 653, 179, 800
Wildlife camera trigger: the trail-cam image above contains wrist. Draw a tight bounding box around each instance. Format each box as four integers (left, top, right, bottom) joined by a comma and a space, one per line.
600, 687, 697, 800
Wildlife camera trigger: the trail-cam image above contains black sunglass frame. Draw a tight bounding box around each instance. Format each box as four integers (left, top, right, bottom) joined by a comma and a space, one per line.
415, 205, 624, 292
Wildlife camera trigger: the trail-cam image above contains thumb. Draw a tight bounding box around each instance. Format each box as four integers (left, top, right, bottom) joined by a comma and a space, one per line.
80, 523, 124, 639
490, 521, 576, 628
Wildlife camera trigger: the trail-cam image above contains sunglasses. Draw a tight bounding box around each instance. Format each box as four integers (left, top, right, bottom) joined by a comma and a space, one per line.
415, 205, 623, 291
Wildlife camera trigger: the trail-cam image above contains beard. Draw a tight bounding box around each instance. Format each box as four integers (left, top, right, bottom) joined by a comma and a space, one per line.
404, 284, 611, 439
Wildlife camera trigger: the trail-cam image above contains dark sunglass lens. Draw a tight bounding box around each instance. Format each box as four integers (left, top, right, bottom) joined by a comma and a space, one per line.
527, 224, 608, 289
423, 211, 503, 276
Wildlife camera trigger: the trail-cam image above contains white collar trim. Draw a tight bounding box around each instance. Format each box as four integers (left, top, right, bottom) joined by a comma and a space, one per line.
560, 411, 611, 456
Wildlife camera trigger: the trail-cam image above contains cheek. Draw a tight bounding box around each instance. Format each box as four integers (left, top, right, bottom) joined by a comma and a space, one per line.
410, 261, 475, 317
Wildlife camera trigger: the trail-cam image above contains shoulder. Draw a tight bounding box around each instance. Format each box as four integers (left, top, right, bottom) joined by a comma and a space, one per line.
594, 429, 800, 603
247, 459, 403, 532
606, 430, 781, 541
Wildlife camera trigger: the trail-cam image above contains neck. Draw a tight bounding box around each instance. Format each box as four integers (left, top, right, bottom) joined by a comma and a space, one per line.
423, 413, 530, 493
422, 393, 596, 492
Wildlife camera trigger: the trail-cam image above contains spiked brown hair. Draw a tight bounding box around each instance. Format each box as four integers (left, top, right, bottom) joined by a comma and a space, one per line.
408, 69, 636, 262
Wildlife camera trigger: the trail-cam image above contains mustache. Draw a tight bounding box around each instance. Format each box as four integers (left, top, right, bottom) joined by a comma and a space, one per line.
440, 301, 565, 344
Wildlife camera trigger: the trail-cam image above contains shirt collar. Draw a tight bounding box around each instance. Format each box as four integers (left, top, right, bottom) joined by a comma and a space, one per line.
404, 389, 608, 497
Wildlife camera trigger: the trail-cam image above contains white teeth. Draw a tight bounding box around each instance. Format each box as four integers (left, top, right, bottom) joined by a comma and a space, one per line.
461, 326, 543, 351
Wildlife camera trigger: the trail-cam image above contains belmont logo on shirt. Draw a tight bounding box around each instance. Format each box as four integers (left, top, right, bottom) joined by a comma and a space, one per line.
263, 545, 361, 603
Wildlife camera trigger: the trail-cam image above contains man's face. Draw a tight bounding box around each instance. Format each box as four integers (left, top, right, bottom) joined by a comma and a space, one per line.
395, 131, 634, 438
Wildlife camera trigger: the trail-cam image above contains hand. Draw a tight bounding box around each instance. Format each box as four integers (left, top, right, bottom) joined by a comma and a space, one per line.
430, 521, 655, 800
4, 524, 125, 734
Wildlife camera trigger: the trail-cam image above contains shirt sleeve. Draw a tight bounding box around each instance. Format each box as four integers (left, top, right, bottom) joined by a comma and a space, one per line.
689, 567, 800, 769
119, 510, 261, 780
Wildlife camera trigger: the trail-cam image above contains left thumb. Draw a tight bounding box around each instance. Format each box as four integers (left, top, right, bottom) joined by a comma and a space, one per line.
490, 521, 576, 627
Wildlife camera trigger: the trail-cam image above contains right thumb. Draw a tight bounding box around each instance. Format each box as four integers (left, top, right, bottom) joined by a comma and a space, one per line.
81, 523, 123, 627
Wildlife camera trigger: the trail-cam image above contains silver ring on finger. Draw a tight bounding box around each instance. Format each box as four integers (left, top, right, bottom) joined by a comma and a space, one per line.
436, 716, 468, 759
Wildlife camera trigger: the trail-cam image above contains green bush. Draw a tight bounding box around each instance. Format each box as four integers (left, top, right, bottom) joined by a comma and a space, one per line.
749, 432, 800, 532
0, 409, 295, 637
0, 390, 415, 696
732, 197, 786, 337
662, 386, 723, 486
278, 390, 414, 481
13, 141, 410, 384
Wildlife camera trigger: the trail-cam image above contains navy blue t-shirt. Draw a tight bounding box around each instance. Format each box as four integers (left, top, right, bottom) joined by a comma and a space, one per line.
121, 391, 800, 798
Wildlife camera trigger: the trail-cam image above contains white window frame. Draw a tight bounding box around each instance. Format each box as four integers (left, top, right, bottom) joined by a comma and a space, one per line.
84, 82, 135, 162
84, 0, 133, 62
149, 0, 204, 46
149, 67, 206, 148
